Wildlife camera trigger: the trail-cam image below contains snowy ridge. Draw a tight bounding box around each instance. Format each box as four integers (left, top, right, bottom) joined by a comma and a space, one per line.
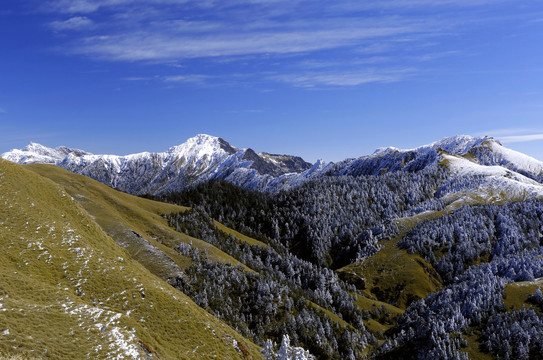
372, 135, 491, 156
336, 135, 543, 202
2, 134, 320, 194
2, 142, 90, 165
335, 135, 543, 178
442, 153, 543, 201
3, 134, 543, 198
427, 134, 492, 155
469, 138, 543, 176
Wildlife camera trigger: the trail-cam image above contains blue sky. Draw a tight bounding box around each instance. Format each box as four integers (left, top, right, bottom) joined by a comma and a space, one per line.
1, 0, 543, 162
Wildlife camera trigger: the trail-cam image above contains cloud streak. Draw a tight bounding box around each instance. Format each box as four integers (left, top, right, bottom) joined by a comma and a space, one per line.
46, 0, 508, 14
477, 128, 539, 137
163, 74, 211, 84
40, 0, 543, 89
43, 0, 455, 64
50, 16, 94, 30
479, 128, 543, 144
72, 20, 428, 62
499, 133, 543, 143
271, 68, 414, 87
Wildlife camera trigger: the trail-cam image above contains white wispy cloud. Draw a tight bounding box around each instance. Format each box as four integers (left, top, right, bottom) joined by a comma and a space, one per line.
476, 128, 539, 137
44, 0, 450, 63
40, 0, 541, 89
411, 50, 465, 62
478, 128, 543, 143
121, 76, 155, 81
333, 0, 508, 10
163, 74, 211, 84
46, 0, 505, 14
0, 108, 6, 113
71, 19, 426, 62
50, 16, 94, 30
46, 0, 157, 14
271, 68, 414, 87
499, 134, 543, 143
47, 0, 102, 13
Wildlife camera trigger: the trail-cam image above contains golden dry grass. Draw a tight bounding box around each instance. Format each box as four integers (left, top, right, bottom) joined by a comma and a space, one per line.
0, 159, 263, 359
338, 211, 445, 311
504, 278, 543, 311
26, 164, 250, 270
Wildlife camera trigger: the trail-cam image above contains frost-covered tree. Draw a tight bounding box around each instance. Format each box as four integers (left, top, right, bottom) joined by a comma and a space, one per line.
262, 335, 315, 360
528, 286, 543, 308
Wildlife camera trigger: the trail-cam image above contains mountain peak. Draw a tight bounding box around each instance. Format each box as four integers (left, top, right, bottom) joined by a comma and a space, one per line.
372, 135, 497, 156
429, 135, 496, 154
168, 134, 238, 156
22, 142, 54, 154
186, 133, 220, 144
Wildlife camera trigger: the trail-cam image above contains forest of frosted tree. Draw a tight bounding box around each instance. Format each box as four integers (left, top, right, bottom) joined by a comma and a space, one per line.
152, 167, 543, 359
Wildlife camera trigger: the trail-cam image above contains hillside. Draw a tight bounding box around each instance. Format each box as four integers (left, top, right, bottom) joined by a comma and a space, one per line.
25, 163, 256, 277
0, 158, 263, 359
23, 165, 372, 360
3, 134, 543, 359
159, 148, 543, 359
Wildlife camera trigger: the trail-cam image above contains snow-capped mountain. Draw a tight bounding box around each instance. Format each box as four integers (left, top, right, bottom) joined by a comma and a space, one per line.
331, 135, 543, 201
3, 142, 91, 164
2, 134, 325, 194
3, 134, 543, 198
332, 135, 543, 178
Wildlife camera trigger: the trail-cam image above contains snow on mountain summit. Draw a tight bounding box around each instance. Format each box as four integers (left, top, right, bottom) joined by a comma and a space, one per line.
372, 135, 494, 156
427, 134, 494, 154
22, 141, 56, 154
402, 134, 543, 177
3, 142, 90, 165
1, 135, 321, 194
331, 134, 543, 201
3, 134, 543, 197
167, 134, 238, 158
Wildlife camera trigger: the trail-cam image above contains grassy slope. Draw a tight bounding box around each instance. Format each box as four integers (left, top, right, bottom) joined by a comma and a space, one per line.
26, 164, 256, 275
26, 164, 364, 356
338, 210, 444, 312
0, 159, 262, 359
504, 277, 543, 310
214, 221, 267, 247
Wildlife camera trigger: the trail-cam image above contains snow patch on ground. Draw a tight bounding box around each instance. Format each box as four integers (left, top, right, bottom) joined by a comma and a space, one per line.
444, 154, 543, 200
486, 140, 543, 175
62, 301, 140, 359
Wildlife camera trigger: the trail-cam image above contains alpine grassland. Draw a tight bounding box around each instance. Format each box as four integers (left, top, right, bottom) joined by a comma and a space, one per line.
0, 159, 263, 359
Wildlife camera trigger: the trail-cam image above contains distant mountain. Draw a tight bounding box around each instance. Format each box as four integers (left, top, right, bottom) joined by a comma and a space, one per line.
2, 134, 323, 194
331, 135, 543, 201
4, 141, 91, 164
333, 135, 543, 177
3, 134, 543, 197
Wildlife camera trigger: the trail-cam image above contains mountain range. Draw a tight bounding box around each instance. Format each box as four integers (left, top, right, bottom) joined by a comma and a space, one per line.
2, 134, 323, 195
3, 134, 543, 199
3, 134, 543, 359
